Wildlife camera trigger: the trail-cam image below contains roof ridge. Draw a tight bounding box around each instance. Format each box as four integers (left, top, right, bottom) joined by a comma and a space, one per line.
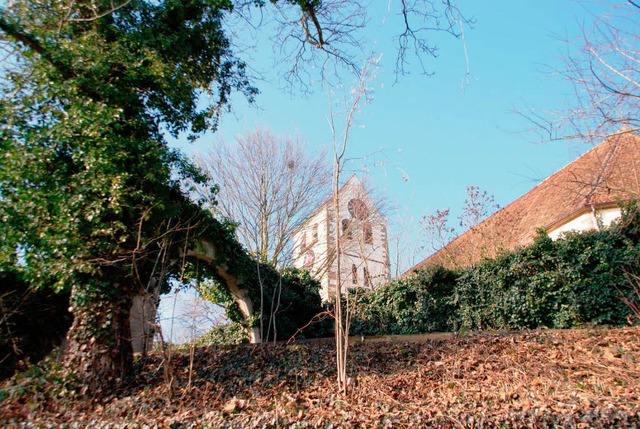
404, 130, 640, 275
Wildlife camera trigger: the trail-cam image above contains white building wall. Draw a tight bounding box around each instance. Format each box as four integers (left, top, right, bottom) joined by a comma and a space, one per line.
292, 176, 390, 301
333, 178, 389, 296
293, 206, 332, 299
548, 207, 622, 240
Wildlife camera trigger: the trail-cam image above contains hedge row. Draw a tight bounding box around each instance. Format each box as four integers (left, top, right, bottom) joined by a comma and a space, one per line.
351, 203, 640, 336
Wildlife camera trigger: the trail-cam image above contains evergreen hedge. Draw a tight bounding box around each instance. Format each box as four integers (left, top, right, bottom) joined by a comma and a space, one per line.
351, 202, 640, 335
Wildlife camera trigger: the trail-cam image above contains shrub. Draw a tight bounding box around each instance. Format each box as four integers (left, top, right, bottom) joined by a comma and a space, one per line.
195, 322, 249, 346
0, 271, 72, 380
351, 266, 458, 336
199, 266, 331, 342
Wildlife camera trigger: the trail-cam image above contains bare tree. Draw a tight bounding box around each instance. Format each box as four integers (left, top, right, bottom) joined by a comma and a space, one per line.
192, 127, 331, 268
458, 185, 500, 231
418, 185, 499, 267
526, 1, 640, 142
327, 56, 377, 394
519, 0, 640, 234
189, 129, 330, 344
420, 208, 457, 255
230, 0, 473, 91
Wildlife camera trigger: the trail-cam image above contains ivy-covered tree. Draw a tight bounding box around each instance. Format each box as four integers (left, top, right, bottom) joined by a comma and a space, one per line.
0, 0, 257, 395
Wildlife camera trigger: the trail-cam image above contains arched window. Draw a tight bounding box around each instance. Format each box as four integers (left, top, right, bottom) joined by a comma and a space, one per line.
351, 264, 358, 284
363, 222, 373, 244
363, 267, 370, 288
312, 223, 318, 240
304, 250, 315, 268
342, 219, 352, 239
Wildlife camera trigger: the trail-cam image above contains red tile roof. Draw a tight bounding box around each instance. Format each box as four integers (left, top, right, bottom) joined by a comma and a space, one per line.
408, 131, 640, 272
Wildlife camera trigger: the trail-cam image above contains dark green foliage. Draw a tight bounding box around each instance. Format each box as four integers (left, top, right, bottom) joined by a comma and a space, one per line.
195, 322, 249, 346
452, 233, 573, 330
264, 268, 331, 341
351, 266, 458, 336
353, 203, 640, 335
0, 271, 72, 380
199, 265, 330, 342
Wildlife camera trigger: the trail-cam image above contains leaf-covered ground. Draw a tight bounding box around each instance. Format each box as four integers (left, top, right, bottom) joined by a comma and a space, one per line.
1, 327, 639, 428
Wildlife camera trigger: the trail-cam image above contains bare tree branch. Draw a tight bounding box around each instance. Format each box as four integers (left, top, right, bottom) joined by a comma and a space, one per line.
395, 0, 473, 79
260, 1, 472, 91
523, 2, 640, 143
191, 127, 331, 267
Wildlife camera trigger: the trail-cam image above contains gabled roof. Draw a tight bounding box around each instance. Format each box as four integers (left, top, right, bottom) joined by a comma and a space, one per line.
408, 130, 640, 272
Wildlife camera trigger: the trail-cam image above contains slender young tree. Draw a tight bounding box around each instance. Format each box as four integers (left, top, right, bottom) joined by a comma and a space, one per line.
328, 59, 376, 394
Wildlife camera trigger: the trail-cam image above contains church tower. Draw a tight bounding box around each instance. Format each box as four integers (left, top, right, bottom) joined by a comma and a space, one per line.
292, 176, 391, 301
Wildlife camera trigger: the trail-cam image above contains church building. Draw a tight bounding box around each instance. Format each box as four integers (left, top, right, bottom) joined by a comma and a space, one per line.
293, 176, 391, 301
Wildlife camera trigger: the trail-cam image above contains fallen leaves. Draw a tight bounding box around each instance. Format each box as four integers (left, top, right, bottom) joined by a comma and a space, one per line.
1, 327, 639, 428
221, 397, 245, 414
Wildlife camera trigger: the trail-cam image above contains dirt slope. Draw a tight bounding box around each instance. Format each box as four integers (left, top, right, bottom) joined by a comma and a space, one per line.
1, 327, 639, 428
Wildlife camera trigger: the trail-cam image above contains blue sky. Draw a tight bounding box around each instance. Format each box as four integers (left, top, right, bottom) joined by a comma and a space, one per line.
173, 1, 625, 269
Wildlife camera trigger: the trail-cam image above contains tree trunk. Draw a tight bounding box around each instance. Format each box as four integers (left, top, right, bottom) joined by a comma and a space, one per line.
65, 282, 134, 397
130, 293, 157, 355
188, 239, 262, 343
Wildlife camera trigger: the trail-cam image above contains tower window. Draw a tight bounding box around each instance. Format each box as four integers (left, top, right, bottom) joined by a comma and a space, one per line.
313, 223, 318, 240
364, 267, 370, 288
363, 222, 373, 244
304, 250, 315, 268
342, 219, 352, 239
352, 264, 358, 284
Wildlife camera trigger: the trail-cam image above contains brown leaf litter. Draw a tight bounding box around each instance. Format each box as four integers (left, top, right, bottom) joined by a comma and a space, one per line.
1, 326, 639, 428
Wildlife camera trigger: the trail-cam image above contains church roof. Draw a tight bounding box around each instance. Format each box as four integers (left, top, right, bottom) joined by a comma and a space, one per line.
407, 130, 640, 272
